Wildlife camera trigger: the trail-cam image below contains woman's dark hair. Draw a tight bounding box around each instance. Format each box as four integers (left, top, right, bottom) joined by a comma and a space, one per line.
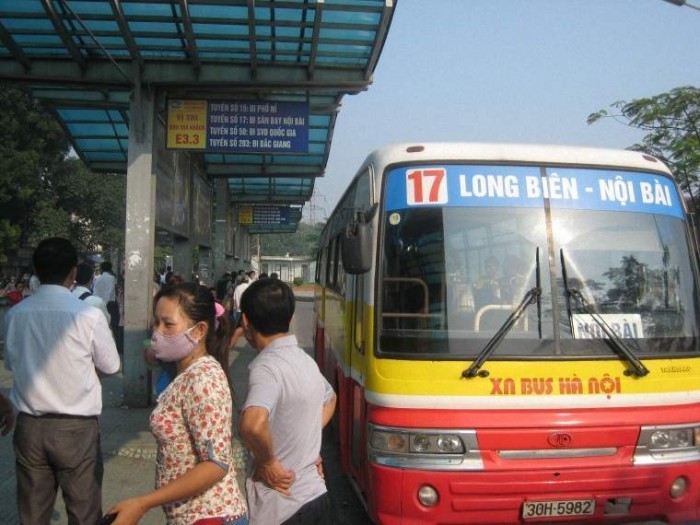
240, 278, 295, 336
154, 282, 233, 385
33, 237, 78, 284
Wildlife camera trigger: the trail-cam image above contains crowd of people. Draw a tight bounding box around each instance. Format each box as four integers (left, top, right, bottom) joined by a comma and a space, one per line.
1, 237, 336, 525
0, 272, 39, 305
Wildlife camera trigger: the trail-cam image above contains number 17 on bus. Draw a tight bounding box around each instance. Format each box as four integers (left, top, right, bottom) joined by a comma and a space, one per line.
406, 168, 448, 205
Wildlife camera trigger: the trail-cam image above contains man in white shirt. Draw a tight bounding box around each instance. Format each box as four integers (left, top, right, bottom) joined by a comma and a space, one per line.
4, 237, 120, 524
93, 260, 120, 345
232, 275, 250, 324
72, 262, 111, 324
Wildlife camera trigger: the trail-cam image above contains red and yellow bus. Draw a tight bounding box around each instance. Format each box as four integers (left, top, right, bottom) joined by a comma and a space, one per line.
314, 143, 700, 524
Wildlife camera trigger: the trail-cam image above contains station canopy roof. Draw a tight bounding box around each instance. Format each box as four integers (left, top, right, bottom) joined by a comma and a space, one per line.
0, 0, 395, 231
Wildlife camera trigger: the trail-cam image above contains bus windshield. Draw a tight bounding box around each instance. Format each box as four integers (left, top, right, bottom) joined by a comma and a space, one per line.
379, 164, 700, 359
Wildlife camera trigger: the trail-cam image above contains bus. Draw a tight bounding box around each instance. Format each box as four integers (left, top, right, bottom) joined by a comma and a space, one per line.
313, 143, 700, 524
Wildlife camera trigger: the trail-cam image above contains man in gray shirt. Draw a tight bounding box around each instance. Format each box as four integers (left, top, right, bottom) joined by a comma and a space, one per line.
239, 279, 336, 525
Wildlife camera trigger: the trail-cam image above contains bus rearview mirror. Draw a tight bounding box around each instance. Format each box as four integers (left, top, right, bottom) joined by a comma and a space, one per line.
342, 218, 372, 274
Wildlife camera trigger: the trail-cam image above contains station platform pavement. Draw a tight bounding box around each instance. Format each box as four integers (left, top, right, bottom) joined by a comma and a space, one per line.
0, 338, 256, 525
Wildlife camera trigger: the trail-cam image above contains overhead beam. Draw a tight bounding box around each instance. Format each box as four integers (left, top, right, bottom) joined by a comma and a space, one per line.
0, 22, 31, 73
308, 0, 324, 78
208, 165, 324, 177
108, 0, 144, 70
0, 59, 371, 91
40, 0, 87, 71
365, 0, 394, 80
177, 0, 202, 76
246, 0, 258, 77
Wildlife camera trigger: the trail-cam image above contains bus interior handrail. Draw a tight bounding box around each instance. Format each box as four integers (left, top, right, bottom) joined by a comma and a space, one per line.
383, 277, 429, 314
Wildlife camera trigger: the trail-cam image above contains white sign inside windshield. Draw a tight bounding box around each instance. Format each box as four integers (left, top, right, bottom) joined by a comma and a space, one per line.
572, 313, 645, 339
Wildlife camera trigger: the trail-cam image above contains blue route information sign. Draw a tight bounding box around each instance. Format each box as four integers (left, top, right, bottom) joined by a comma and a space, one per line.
239, 205, 292, 225
207, 100, 308, 153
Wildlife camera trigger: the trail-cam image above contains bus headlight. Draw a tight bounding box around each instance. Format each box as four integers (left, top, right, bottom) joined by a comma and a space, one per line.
410, 433, 465, 453
371, 429, 465, 454
370, 430, 409, 453
437, 435, 463, 453
650, 428, 693, 449
368, 425, 484, 469
634, 424, 700, 465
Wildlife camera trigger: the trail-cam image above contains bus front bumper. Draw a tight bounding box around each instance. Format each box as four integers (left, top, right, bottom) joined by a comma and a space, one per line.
369, 462, 700, 524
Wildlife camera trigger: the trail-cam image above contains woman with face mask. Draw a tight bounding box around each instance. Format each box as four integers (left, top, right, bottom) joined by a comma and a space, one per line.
107, 283, 248, 525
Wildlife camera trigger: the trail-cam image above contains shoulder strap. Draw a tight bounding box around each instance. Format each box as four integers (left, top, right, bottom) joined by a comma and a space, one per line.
79, 291, 92, 300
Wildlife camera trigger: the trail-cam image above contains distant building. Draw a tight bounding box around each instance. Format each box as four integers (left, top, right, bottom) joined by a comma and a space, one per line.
258, 254, 315, 284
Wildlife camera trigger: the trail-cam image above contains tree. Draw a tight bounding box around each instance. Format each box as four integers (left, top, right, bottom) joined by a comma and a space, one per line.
0, 86, 68, 260
0, 85, 126, 260
588, 86, 700, 214
31, 157, 126, 253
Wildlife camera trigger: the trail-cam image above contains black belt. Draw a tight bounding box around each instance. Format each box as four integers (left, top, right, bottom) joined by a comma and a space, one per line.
19, 412, 97, 420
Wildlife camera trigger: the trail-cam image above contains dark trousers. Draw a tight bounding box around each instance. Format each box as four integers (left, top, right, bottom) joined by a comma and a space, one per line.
280, 493, 331, 525
13, 413, 104, 525
106, 301, 121, 354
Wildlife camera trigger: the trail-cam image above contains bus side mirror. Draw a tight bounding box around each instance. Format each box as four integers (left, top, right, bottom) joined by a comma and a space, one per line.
342, 212, 372, 275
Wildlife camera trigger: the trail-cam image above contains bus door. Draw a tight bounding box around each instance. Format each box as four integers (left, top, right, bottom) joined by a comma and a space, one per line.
348, 272, 367, 477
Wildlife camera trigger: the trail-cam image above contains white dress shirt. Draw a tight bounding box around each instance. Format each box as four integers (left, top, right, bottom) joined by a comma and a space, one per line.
71, 285, 111, 324
3, 284, 120, 416
93, 271, 116, 302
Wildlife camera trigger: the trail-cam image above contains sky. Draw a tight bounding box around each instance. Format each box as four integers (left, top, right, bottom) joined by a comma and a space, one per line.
307, 0, 700, 221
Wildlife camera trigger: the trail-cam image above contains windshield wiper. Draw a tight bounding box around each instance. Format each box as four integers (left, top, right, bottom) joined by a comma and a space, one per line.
560, 249, 649, 378
568, 289, 649, 377
462, 286, 541, 379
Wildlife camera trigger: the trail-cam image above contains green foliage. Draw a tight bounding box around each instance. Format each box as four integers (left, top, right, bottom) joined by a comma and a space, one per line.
0, 86, 126, 260
154, 245, 173, 272
259, 221, 325, 257
0, 219, 20, 262
588, 86, 700, 212
293, 276, 304, 287
0, 86, 68, 250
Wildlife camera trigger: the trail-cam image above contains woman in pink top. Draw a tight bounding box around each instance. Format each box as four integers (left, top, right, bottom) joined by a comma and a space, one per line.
108, 283, 247, 525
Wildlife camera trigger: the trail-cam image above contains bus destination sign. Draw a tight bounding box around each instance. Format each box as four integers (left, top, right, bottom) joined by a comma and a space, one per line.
385, 165, 682, 218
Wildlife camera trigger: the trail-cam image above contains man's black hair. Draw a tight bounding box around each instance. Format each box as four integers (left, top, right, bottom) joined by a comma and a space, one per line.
100, 261, 113, 273
33, 237, 78, 284
75, 263, 95, 286
240, 278, 295, 336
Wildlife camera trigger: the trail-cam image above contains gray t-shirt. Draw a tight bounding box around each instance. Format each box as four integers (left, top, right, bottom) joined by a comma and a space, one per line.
242, 334, 335, 524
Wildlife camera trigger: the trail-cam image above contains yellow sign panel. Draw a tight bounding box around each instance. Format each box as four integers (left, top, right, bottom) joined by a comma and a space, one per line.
239, 205, 253, 224
166, 99, 207, 149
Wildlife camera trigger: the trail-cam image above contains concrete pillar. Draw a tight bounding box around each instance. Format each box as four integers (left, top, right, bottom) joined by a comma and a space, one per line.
173, 236, 193, 280
123, 85, 156, 407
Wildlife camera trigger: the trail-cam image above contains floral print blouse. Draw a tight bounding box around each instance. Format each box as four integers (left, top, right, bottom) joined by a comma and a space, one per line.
151, 355, 247, 524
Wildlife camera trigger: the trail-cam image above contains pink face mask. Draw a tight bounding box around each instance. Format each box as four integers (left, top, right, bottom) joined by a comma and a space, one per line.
150, 326, 199, 362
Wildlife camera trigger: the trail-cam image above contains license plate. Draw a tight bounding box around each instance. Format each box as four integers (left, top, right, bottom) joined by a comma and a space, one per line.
522, 499, 595, 519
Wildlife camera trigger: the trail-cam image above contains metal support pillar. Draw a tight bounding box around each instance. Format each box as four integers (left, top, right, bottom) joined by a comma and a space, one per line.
199, 246, 212, 285
212, 179, 229, 280
123, 85, 156, 407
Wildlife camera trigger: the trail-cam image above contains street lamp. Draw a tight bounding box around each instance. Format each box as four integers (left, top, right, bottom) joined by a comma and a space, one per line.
663, 0, 700, 11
